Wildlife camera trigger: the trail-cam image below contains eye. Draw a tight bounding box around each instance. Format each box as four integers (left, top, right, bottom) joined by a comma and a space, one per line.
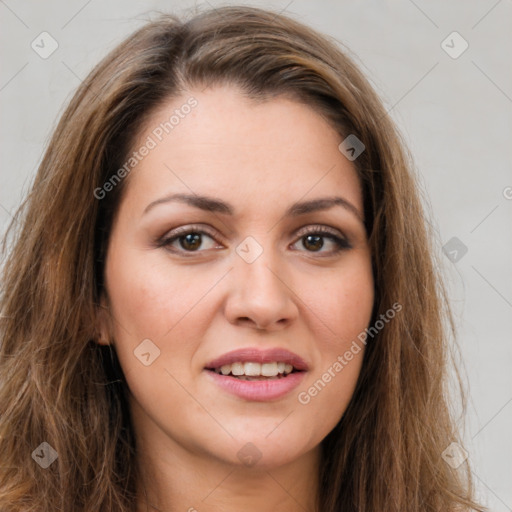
157, 224, 352, 257
291, 225, 352, 255
157, 225, 222, 255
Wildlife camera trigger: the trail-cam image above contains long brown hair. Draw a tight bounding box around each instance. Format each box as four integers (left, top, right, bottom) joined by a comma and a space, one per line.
0, 6, 483, 511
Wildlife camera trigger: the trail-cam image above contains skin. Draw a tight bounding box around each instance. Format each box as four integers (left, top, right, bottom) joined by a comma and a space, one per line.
97, 84, 374, 512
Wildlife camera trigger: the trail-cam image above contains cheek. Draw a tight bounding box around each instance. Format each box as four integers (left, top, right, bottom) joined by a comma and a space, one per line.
105, 245, 207, 340
104, 245, 211, 386
103, 249, 215, 426
294, 258, 373, 426
305, 258, 374, 348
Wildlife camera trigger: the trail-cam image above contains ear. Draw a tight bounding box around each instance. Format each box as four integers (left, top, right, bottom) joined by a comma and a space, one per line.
94, 293, 114, 346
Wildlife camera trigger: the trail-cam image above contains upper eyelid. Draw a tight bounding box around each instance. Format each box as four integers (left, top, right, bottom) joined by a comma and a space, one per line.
294, 224, 345, 238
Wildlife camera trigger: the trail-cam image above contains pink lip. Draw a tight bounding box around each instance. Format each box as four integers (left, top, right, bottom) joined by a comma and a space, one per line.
204, 347, 309, 371
204, 370, 307, 401
203, 347, 309, 402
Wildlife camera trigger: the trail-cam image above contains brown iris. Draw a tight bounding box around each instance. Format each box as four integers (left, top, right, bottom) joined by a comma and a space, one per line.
180, 233, 202, 251
302, 234, 324, 251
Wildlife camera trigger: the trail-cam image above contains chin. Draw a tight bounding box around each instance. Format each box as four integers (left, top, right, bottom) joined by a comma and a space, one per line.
206, 429, 317, 470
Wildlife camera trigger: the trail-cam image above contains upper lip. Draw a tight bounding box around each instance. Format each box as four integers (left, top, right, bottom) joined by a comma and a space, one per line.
205, 348, 309, 371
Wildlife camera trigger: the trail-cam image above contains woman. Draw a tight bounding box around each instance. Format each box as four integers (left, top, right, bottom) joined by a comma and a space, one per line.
0, 5, 483, 511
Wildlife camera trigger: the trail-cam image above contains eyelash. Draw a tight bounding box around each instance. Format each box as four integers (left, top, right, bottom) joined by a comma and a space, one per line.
157, 224, 352, 257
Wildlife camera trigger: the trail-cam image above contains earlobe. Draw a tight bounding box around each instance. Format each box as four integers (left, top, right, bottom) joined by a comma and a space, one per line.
94, 294, 113, 346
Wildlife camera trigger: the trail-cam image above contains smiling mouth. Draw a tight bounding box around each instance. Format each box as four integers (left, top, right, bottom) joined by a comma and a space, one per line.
205, 361, 302, 381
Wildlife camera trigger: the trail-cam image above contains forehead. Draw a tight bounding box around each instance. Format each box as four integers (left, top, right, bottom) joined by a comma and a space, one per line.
120, 85, 363, 218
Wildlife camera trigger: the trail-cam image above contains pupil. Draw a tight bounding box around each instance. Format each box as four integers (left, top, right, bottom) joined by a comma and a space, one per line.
303, 235, 323, 251
181, 233, 201, 250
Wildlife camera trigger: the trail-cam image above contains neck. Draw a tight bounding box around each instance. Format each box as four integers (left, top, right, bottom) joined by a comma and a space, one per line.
134, 427, 321, 512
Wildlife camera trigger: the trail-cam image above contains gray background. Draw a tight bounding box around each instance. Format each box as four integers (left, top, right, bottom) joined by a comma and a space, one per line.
1, 0, 511, 509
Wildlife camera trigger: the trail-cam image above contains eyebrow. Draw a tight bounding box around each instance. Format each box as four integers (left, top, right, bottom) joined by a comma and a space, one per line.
143, 193, 363, 223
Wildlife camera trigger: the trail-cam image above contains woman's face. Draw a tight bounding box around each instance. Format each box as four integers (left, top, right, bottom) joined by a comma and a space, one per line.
99, 85, 374, 469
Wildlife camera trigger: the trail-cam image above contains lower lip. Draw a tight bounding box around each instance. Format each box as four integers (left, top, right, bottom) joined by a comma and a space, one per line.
204, 370, 307, 401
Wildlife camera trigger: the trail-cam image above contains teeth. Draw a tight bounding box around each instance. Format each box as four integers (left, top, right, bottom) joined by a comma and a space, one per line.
213, 361, 296, 377
261, 362, 278, 377
244, 362, 261, 376
231, 362, 244, 376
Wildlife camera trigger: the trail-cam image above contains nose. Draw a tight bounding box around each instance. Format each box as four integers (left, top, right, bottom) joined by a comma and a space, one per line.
224, 248, 299, 331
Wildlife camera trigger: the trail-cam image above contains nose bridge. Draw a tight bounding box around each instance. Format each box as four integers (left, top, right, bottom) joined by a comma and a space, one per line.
234, 234, 283, 295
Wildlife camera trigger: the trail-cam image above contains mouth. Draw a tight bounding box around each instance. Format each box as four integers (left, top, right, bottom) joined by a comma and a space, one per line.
203, 348, 309, 401
205, 361, 301, 380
